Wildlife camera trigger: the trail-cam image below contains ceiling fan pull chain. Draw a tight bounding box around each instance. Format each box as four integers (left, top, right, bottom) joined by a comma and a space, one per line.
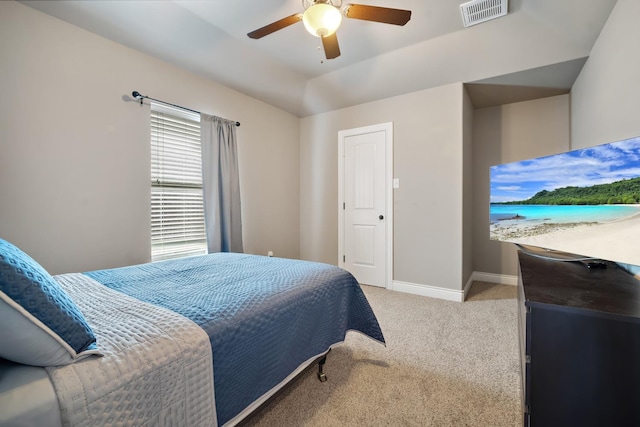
317, 41, 324, 64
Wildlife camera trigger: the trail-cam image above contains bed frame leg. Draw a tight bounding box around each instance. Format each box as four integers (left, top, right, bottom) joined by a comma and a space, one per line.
317, 349, 330, 382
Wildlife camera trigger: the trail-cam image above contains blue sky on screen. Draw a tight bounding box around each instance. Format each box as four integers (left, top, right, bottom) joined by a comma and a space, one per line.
490, 137, 640, 203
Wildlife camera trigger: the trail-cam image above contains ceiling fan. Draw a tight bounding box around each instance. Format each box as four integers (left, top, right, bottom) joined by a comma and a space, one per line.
247, 0, 411, 60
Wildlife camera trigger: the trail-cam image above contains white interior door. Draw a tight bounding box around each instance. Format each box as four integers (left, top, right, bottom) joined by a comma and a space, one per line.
339, 123, 392, 288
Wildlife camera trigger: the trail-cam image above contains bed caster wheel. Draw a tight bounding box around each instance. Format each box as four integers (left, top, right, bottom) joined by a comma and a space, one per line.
317, 349, 330, 382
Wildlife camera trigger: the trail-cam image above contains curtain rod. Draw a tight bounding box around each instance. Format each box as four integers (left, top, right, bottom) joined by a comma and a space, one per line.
131, 91, 240, 127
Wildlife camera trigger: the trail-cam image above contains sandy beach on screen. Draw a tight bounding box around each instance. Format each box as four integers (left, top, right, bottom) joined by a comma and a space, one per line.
494, 212, 640, 265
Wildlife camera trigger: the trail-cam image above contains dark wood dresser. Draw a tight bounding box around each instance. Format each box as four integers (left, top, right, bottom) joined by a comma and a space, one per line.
517, 249, 640, 427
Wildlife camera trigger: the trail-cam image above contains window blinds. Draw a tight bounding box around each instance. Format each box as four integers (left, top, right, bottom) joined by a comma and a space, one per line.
150, 107, 207, 261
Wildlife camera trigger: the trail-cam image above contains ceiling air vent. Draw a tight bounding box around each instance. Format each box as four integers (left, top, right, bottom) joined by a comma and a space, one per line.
460, 0, 508, 28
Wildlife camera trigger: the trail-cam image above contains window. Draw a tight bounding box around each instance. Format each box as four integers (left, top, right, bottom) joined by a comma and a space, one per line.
150, 104, 206, 261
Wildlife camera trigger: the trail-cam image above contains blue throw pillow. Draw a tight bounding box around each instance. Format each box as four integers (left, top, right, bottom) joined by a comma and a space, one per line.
0, 238, 101, 366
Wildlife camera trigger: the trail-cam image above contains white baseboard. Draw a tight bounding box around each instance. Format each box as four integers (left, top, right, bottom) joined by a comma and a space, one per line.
392, 280, 465, 303
463, 274, 475, 301
391, 271, 518, 303
470, 271, 518, 287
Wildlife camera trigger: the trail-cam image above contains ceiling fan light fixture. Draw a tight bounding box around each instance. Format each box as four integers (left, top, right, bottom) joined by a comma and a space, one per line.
302, 3, 342, 37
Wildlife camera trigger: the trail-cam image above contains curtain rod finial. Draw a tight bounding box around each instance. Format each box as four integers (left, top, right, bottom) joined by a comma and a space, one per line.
132, 91, 145, 105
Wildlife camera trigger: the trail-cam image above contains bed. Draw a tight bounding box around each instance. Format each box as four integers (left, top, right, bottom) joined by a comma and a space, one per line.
0, 239, 385, 426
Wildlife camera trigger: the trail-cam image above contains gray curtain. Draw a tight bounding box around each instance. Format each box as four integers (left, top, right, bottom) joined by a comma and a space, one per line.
201, 114, 243, 253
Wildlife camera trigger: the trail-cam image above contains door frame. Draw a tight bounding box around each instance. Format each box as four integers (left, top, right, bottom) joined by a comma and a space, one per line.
338, 122, 393, 289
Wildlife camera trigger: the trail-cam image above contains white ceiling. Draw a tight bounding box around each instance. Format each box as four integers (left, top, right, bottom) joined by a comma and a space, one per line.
21, 0, 617, 117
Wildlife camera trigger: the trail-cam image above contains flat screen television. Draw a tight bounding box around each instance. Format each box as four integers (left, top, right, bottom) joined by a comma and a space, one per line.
490, 135, 640, 267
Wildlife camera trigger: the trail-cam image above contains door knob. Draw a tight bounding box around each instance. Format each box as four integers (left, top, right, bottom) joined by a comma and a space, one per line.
379, 215, 384, 220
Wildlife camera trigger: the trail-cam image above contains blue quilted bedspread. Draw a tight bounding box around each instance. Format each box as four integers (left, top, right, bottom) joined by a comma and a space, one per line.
85, 253, 384, 426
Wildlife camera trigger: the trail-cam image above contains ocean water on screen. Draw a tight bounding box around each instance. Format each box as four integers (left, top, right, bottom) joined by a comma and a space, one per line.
490, 204, 640, 224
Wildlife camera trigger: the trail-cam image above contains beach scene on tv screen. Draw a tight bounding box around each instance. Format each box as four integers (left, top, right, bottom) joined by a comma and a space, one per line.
490, 136, 640, 266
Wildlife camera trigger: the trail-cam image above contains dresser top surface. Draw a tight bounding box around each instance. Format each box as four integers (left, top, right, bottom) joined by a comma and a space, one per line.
518, 250, 640, 319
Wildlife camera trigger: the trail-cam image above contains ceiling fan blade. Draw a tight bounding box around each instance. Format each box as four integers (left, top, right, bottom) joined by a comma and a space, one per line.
345, 4, 412, 26
322, 33, 341, 60
247, 14, 303, 39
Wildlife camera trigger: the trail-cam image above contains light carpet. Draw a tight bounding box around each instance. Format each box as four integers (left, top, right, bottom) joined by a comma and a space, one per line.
243, 282, 521, 426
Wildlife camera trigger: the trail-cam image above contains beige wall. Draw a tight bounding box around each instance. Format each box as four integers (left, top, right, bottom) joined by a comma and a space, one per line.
0, 2, 300, 274
472, 95, 571, 276
571, 0, 640, 149
5, 0, 630, 285
300, 83, 467, 291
